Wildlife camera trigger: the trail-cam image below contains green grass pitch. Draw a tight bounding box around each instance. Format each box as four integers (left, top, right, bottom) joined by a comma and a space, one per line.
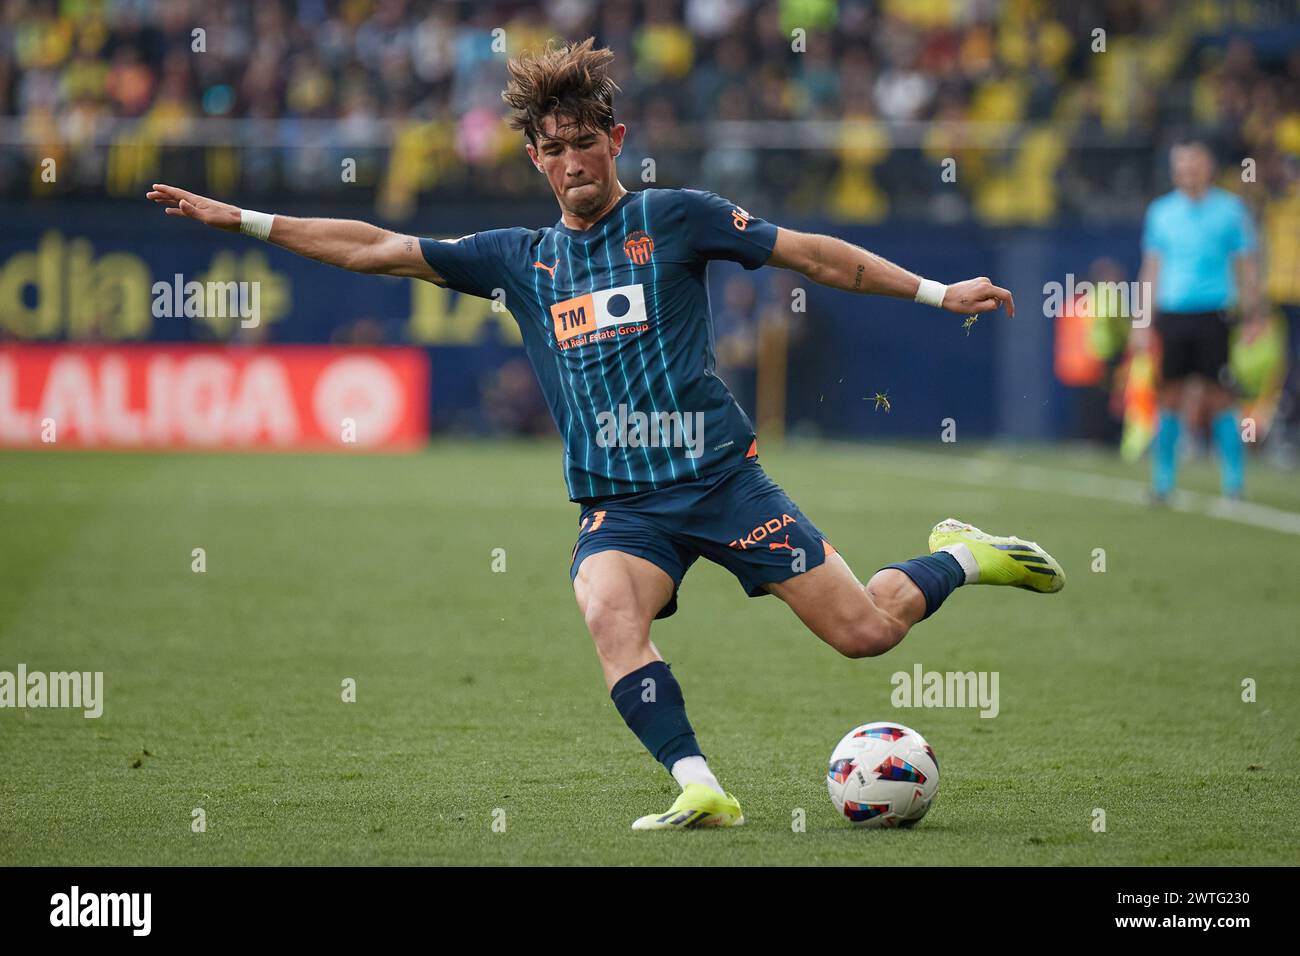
2, 440, 1297, 866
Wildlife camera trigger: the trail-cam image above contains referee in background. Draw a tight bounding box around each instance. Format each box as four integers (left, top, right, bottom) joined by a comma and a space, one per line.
1138, 139, 1263, 502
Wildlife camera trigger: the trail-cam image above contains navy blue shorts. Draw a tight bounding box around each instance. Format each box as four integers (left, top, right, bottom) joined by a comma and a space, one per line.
569, 460, 837, 619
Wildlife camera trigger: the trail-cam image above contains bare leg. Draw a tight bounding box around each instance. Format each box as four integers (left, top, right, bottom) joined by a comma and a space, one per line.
573, 549, 726, 800
572, 550, 674, 690
766, 552, 925, 658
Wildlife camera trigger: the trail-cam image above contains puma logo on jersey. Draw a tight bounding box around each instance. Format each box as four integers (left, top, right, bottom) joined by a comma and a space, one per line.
533, 258, 559, 277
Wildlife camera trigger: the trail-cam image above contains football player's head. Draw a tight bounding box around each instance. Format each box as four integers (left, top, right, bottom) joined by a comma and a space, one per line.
1170, 138, 1215, 195
503, 37, 626, 219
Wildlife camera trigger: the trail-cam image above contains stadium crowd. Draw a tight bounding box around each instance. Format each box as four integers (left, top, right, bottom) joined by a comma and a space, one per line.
2, 0, 1298, 455
2, 0, 1298, 225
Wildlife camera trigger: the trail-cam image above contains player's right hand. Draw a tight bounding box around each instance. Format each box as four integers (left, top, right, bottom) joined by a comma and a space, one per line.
146, 184, 242, 231
941, 276, 1015, 318
1130, 323, 1154, 353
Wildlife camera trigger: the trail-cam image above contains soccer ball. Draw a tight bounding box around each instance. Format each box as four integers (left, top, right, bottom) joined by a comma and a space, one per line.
826, 722, 940, 828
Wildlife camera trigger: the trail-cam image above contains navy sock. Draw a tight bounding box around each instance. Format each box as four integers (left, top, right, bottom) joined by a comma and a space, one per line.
610, 660, 702, 771
883, 552, 965, 620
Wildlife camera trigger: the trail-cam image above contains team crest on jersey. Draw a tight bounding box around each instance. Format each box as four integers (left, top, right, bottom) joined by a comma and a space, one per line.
550, 283, 650, 350
623, 230, 655, 265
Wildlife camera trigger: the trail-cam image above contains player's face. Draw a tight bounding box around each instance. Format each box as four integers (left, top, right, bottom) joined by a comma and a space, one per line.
527, 114, 626, 218
1171, 145, 1213, 194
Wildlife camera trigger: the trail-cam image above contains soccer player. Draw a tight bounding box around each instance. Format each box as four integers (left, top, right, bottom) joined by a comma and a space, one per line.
147, 38, 1064, 830
1137, 139, 1262, 501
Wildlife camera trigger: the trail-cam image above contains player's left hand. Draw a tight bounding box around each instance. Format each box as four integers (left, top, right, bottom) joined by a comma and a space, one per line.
1240, 310, 1269, 343
942, 277, 1015, 318
145, 183, 242, 231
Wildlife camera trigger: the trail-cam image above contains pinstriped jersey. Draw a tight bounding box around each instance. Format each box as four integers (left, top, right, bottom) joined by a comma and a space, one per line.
419, 188, 779, 502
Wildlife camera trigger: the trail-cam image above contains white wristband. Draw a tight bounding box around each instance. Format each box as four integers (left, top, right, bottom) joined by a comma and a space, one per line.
914, 278, 947, 308
240, 209, 275, 240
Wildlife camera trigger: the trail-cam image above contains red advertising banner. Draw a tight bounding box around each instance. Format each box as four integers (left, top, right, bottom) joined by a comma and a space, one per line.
0, 345, 429, 451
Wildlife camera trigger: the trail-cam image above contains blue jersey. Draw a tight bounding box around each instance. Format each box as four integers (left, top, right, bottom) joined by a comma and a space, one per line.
1142, 186, 1256, 312
420, 188, 779, 501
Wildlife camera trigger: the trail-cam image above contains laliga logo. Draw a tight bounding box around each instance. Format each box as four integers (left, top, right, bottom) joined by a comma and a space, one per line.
313, 356, 402, 447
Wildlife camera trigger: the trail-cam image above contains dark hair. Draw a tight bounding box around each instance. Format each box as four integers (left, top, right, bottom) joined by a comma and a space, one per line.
1170, 136, 1216, 161
502, 37, 619, 146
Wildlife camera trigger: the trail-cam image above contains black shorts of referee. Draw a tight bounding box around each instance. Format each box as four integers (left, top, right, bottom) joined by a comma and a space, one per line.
1153, 309, 1235, 387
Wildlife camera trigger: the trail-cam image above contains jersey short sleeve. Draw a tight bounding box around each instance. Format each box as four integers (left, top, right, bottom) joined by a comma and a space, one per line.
680, 189, 778, 270
419, 230, 509, 299
1141, 199, 1168, 257
1226, 195, 1257, 255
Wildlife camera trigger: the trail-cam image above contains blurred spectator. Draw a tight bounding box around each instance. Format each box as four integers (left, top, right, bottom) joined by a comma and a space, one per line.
1054, 256, 1131, 446
1262, 155, 1300, 464
713, 273, 761, 411
482, 356, 553, 435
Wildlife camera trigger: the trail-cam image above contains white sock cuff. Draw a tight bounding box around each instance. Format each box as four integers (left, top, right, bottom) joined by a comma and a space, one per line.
670, 755, 725, 796
939, 543, 980, 584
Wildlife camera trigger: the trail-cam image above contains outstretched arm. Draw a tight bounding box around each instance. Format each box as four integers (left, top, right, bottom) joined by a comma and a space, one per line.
767, 226, 1015, 317
146, 183, 444, 282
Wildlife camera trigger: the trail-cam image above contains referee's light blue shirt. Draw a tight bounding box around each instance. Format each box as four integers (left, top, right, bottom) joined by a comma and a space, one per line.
1141, 186, 1256, 313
